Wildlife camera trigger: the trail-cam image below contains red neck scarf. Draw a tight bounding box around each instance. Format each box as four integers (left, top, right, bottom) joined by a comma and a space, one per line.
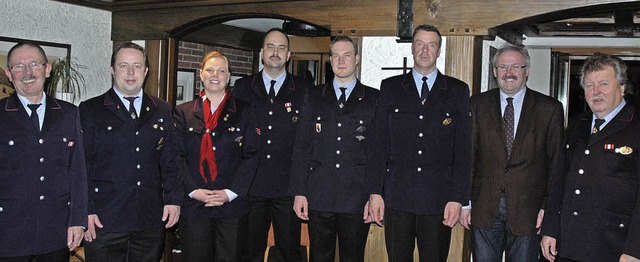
199, 90, 229, 183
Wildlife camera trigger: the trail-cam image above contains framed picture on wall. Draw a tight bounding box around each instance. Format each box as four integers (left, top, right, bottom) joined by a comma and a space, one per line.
229, 74, 245, 90
0, 36, 71, 68
176, 85, 184, 100
176, 69, 197, 105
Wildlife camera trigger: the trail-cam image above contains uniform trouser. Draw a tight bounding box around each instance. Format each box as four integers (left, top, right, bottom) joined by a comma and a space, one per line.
384, 208, 451, 262
0, 248, 69, 262
307, 210, 370, 262
472, 196, 541, 262
242, 196, 302, 262
181, 217, 243, 262
84, 226, 164, 262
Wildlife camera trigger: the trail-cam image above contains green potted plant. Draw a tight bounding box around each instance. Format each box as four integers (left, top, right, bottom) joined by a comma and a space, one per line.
46, 58, 87, 103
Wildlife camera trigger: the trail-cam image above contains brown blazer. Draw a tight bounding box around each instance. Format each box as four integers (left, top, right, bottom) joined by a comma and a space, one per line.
470, 88, 564, 236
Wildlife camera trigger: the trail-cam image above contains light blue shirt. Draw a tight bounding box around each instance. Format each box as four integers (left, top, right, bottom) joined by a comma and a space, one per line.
262, 70, 286, 96
333, 78, 357, 101
500, 88, 527, 137
412, 68, 438, 97
592, 99, 626, 132
112, 87, 143, 116
17, 93, 46, 130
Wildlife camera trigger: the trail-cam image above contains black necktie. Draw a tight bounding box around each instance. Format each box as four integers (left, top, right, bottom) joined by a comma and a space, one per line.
268, 80, 276, 102
421, 76, 429, 104
504, 97, 515, 157
124, 96, 138, 120
338, 87, 347, 109
593, 118, 606, 134
28, 104, 41, 131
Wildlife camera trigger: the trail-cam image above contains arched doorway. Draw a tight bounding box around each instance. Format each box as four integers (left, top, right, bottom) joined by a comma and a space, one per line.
162, 14, 330, 106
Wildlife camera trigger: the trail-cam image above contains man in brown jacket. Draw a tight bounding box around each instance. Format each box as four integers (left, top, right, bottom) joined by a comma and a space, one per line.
461, 45, 564, 262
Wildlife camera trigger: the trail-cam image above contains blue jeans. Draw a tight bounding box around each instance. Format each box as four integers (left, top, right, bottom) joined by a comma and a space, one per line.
472, 196, 540, 262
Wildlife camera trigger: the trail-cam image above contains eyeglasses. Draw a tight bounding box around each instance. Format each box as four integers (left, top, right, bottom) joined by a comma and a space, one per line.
10, 61, 45, 73
495, 64, 527, 71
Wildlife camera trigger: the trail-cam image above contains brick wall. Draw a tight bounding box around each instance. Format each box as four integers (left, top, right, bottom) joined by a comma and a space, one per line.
178, 41, 256, 90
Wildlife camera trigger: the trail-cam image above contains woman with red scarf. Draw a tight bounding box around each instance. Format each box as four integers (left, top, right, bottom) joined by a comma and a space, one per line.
174, 51, 259, 261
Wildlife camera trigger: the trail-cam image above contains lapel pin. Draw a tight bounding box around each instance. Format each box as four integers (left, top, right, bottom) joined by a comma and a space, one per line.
615, 146, 633, 155
146, 107, 150, 112
292, 116, 298, 123
316, 122, 322, 133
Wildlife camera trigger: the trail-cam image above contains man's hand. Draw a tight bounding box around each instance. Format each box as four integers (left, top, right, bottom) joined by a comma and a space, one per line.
365, 194, 384, 226
460, 208, 471, 230
540, 236, 557, 261
620, 254, 640, 262
162, 205, 181, 228
536, 209, 544, 234
192, 189, 218, 205
293, 195, 309, 220
207, 190, 230, 207
443, 202, 462, 228
67, 226, 83, 251
84, 214, 103, 242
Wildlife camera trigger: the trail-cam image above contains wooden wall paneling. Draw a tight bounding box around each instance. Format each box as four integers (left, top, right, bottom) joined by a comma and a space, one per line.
144, 40, 161, 98
443, 35, 482, 262
444, 35, 483, 95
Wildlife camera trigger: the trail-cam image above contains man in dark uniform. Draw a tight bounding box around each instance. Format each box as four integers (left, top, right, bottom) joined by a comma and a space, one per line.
541, 53, 640, 262
0, 42, 87, 261
290, 36, 378, 262
80, 42, 182, 262
367, 24, 472, 262
461, 45, 564, 262
233, 28, 311, 262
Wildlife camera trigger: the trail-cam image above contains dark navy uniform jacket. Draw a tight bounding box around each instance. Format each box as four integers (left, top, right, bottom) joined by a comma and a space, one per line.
542, 103, 640, 261
79, 88, 182, 232
232, 72, 311, 198
0, 94, 87, 257
368, 71, 471, 215
174, 96, 259, 219
290, 80, 378, 213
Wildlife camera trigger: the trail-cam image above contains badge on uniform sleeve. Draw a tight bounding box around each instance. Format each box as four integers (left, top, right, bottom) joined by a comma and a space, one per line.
285, 102, 292, 112
615, 146, 633, 155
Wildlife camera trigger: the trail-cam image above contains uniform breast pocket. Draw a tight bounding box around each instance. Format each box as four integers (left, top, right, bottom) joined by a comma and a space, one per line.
388, 109, 412, 135
94, 122, 125, 153
0, 135, 27, 171
601, 148, 637, 179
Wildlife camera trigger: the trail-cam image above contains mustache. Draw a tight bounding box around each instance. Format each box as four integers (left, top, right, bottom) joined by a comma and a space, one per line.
269, 54, 281, 59
502, 75, 518, 81
20, 75, 36, 82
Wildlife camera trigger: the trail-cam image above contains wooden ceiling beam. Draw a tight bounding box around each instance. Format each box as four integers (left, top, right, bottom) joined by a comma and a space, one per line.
181, 24, 264, 51
104, 0, 640, 40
